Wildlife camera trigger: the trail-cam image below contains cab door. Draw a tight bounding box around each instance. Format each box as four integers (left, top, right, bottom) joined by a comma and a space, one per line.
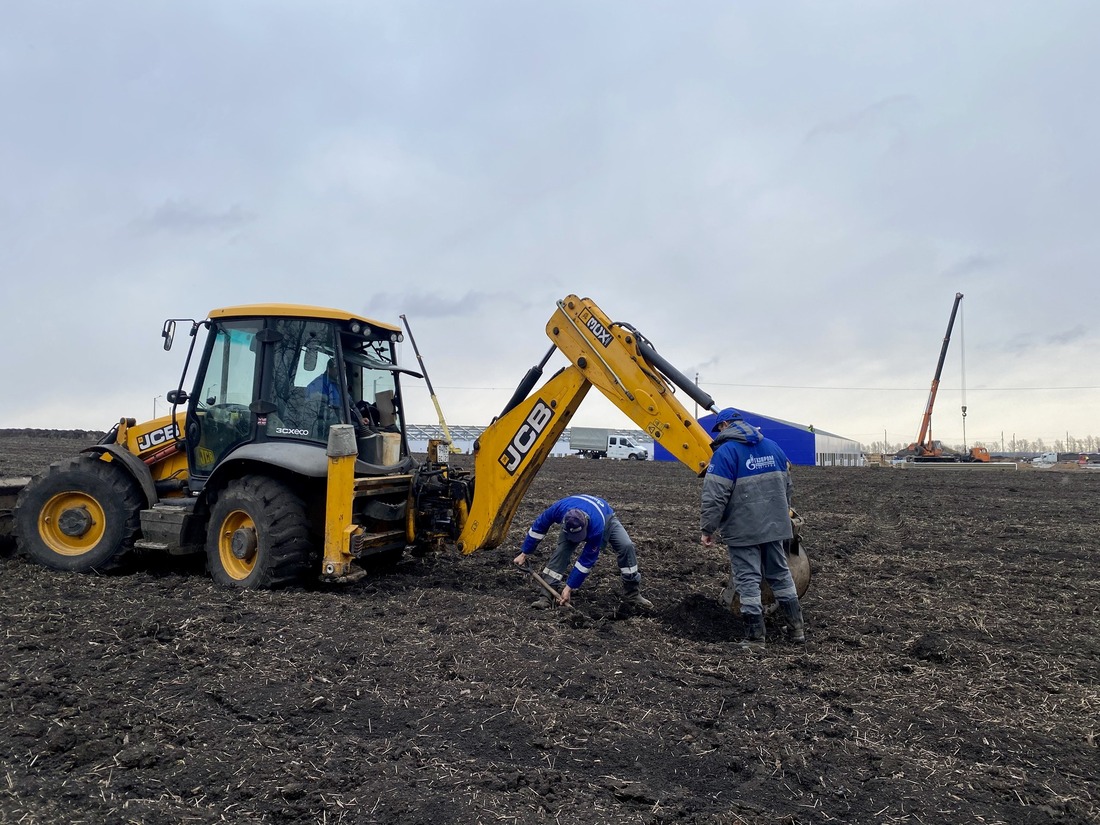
186, 320, 262, 481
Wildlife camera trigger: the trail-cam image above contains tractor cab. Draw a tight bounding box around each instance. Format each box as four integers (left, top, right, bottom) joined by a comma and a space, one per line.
163, 305, 421, 490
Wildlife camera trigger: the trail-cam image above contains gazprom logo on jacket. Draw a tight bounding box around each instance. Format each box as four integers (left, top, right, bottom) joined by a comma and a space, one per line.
745, 455, 777, 472
499, 398, 554, 474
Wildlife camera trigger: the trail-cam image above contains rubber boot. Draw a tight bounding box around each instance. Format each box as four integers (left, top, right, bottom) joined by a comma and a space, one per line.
530, 577, 562, 609
739, 612, 766, 651
621, 580, 653, 609
778, 598, 806, 644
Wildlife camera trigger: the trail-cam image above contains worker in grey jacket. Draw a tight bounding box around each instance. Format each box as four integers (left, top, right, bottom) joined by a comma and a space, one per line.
700, 408, 805, 649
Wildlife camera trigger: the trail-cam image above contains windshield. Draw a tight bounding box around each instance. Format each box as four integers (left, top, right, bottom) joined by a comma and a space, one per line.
342, 337, 402, 432
264, 319, 403, 444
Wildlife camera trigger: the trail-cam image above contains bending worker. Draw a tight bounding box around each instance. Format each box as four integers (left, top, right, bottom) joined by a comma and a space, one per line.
513, 494, 653, 610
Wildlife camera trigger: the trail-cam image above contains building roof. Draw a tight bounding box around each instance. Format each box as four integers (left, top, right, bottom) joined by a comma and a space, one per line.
405, 424, 653, 443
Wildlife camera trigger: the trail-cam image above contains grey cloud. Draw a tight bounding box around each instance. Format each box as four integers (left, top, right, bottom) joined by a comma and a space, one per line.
363, 291, 523, 320
1047, 325, 1088, 346
131, 200, 256, 235
804, 95, 919, 143
939, 254, 1000, 280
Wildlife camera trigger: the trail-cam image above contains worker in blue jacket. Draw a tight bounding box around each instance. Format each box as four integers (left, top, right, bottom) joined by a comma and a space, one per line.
700, 408, 805, 649
513, 494, 653, 609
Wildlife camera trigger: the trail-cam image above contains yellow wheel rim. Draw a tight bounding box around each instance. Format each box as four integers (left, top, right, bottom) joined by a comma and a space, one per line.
38, 492, 107, 557
217, 509, 258, 581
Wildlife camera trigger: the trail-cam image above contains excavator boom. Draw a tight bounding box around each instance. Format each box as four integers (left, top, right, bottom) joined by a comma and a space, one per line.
456, 295, 717, 554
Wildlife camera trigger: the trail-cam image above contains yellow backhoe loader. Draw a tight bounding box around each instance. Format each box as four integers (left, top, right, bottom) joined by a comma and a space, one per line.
7, 295, 810, 595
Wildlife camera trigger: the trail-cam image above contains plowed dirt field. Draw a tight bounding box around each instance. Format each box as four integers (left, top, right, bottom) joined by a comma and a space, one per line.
1, 433, 1097, 824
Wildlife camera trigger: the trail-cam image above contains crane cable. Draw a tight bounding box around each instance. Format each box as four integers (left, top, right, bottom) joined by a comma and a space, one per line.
959, 299, 968, 450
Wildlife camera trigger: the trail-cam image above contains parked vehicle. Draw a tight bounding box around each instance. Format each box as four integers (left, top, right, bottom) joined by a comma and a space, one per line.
569, 427, 648, 460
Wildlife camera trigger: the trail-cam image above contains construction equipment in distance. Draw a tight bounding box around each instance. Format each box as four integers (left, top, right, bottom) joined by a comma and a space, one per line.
8, 295, 810, 596
898, 292, 990, 464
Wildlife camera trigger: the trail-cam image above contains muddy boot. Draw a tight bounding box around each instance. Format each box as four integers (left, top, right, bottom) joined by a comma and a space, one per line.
739, 612, 766, 652
621, 581, 653, 609
778, 598, 806, 644
530, 578, 562, 609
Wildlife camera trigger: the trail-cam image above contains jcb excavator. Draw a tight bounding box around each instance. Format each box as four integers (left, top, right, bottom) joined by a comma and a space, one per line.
10, 295, 810, 595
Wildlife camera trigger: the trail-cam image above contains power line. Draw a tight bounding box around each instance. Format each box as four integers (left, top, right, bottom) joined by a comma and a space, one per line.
699, 382, 1100, 391
432, 381, 1100, 392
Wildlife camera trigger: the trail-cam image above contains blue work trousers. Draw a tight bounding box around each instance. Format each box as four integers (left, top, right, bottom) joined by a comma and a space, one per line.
728, 540, 798, 616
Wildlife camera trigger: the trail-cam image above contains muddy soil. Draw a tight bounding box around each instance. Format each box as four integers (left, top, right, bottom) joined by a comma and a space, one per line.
0, 433, 1097, 824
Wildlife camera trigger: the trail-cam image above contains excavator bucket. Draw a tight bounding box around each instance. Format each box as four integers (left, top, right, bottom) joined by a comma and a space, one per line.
718, 512, 811, 613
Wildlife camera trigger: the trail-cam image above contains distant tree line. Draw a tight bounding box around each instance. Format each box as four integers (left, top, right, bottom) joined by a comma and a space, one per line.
866, 434, 1100, 455
0, 429, 107, 440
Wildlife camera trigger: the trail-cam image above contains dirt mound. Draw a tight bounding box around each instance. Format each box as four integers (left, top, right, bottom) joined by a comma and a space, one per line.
1, 437, 1097, 824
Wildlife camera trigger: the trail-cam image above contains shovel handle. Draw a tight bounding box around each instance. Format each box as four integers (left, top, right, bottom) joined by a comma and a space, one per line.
518, 565, 565, 602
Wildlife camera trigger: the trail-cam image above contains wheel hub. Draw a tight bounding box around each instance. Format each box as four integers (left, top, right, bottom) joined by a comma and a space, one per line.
57, 505, 94, 538
230, 527, 258, 561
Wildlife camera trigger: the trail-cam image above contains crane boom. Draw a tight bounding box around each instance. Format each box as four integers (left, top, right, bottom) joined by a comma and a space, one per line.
913, 292, 964, 452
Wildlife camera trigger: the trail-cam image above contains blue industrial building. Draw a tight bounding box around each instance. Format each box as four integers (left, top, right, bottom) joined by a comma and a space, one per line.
407, 412, 864, 467
654, 409, 863, 467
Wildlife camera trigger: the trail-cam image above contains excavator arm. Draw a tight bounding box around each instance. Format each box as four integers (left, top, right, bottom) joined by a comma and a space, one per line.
455, 295, 717, 554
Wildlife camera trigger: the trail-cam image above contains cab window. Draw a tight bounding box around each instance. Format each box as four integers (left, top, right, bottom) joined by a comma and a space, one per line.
266, 319, 341, 443
190, 321, 261, 474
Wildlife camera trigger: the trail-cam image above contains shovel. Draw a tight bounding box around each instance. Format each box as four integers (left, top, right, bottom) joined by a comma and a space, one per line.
515, 563, 565, 602
515, 564, 599, 624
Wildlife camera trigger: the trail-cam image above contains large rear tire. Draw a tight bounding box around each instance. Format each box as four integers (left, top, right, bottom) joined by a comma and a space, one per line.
205, 476, 311, 589
14, 456, 144, 572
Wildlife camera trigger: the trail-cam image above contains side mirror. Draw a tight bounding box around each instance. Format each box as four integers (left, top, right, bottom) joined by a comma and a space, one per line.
162, 320, 176, 351
166, 389, 189, 405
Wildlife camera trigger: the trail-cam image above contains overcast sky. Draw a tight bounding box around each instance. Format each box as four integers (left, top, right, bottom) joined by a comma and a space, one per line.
2, 1, 1098, 450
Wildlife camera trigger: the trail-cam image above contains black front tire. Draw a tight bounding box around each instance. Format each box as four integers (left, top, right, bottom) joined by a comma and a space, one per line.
205, 476, 311, 589
14, 456, 144, 572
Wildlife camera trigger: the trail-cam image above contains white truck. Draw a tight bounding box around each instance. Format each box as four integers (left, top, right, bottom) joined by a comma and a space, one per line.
569, 427, 648, 460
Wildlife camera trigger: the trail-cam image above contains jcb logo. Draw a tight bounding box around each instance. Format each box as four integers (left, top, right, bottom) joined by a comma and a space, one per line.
136, 423, 179, 453
580, 309, 613, 347
499, 399, 554, 475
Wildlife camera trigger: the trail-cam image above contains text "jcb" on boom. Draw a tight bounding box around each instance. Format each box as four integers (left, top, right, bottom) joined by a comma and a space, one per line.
498, 400, 554, 475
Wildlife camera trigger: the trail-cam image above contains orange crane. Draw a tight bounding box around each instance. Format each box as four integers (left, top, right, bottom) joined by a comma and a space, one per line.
901, 293, 990, 462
